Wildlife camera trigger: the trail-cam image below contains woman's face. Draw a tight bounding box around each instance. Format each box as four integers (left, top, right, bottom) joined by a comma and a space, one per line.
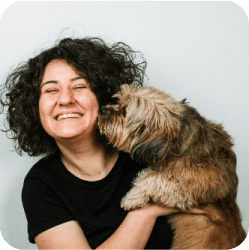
39, 59, 99, 143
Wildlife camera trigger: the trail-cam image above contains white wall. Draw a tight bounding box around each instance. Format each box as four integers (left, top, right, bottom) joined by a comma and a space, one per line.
0, 1, 248, 249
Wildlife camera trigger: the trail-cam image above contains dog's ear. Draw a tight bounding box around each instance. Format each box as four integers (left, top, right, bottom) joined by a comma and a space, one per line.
181, 98, 189, 105
131, 136, 169, 164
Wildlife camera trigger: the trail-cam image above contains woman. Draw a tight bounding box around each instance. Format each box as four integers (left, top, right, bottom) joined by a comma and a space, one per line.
1, 37, 203, 249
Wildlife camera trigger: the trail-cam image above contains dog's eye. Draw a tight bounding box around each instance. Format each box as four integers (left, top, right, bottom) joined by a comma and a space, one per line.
121, 108, 126, 117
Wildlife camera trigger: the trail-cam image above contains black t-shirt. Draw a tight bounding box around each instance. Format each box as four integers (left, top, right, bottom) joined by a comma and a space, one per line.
22, 151, 173, 249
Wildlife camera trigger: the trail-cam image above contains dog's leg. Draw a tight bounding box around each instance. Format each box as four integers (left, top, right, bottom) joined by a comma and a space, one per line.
121, 168, 197, 210
121, 156, 238, 211
121, 168, 151, 210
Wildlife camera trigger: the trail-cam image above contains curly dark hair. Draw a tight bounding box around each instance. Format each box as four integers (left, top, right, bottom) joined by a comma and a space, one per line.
0, 37, 147, 156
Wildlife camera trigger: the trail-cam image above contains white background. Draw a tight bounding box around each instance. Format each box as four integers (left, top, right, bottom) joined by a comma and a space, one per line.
0, 1, 248, 249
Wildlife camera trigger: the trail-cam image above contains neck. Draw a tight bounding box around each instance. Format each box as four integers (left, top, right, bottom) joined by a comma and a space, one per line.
55, 132, 119, 181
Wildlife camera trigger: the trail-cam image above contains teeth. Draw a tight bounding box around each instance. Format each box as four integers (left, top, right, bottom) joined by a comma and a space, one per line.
57, 113, 82, 121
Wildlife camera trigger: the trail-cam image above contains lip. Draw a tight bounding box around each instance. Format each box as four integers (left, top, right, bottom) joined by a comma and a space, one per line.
55, 112, 83, 121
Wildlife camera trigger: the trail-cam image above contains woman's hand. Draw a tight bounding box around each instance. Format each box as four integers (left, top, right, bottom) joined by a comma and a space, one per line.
137, 203, 206, 220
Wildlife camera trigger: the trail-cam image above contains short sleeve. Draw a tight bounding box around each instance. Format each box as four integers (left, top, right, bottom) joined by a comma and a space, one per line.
21, 177, 75, 243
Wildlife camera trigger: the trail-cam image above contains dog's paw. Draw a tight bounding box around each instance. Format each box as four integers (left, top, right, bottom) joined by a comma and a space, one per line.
120, 195, 147, 210
120, 190, 150, 211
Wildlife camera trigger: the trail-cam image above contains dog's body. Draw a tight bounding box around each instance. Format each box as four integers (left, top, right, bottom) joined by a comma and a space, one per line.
98, 84, 246, 249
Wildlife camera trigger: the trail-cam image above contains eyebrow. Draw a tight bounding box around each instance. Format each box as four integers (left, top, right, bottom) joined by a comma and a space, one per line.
40, 76, 86, 89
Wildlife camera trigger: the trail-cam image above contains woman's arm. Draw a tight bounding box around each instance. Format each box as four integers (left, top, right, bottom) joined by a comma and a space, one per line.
35, 220, 91, 249
34, 204, 180, 249
98, 204, 178, 249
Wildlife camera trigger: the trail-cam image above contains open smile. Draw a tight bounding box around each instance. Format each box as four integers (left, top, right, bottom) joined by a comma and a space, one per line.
56, 113, 83, 121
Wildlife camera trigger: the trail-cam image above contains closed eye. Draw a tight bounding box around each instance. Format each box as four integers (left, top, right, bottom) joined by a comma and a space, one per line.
72, 84, 87, 89
44, 88, 59, 93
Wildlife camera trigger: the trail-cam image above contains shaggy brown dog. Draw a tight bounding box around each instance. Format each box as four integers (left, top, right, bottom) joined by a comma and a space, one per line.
98, 84, 247, 249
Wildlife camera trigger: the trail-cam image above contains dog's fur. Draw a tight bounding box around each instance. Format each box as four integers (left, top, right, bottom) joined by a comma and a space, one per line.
98, 84, 247, 249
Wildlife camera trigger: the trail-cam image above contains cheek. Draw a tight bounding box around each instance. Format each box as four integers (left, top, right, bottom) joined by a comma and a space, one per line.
38, 98, 53, 126
83, 95, 100, 118
38, 100, 45, 122
39, 96, 48, 113
91, 107, 100, 126
39, 94, 56, 113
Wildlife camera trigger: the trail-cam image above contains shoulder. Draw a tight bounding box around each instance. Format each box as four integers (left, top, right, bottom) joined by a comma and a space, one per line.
21, 152, 68, 217
22, 151, 61, 196
24, 151, 60, 180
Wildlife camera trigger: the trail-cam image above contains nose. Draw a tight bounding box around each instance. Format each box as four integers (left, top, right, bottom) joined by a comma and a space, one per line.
57, 88, 75, 106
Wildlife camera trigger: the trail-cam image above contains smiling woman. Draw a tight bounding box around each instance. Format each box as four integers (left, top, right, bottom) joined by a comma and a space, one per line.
0, 37, 146, 156
39, 60, 99, 143
0, 37, 199, 249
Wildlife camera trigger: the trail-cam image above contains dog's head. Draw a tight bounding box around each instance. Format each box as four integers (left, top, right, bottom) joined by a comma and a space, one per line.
98, 84, 185, 164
